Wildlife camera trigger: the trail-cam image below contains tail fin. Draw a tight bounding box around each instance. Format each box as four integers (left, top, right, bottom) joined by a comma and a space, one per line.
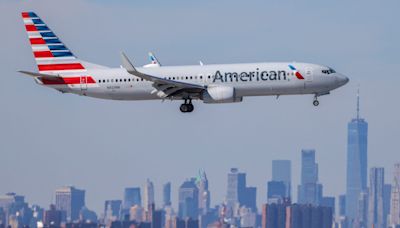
21, 12, 107, 74
143, 52, 161, 68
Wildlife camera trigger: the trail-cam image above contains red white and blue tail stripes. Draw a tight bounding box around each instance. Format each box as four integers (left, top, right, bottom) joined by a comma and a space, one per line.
22, 12, 95, 85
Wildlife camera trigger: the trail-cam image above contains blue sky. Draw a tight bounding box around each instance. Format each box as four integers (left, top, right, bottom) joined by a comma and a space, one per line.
0, 0, 399, 213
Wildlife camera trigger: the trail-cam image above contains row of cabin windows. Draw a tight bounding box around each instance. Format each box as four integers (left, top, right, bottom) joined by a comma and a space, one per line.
97, 72, 304, 83
98, 75, 214, 84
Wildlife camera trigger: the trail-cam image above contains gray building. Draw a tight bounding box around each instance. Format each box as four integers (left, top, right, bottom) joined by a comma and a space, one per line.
123, 187, 141, 209
272, 160, 291, 199
226, 168, 246, 209
55, 186, 85, 222
179, 179, 199, 219
384, 184, 392, 228
226, 168, 257, 213
196, 170, 210, 215
297, 150, 322, 205
346, 90, 368, 220
267, 181, 286, 203
163, 182, 172, 207
143, 179, 155, 212
368, 167, 384, 228
389, 163, 400, 227
104, 200, 121, 219
339, 195, 346, 216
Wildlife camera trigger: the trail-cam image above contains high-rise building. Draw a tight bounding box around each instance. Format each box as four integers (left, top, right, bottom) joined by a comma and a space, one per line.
152, 210, 164, 228
357, 191, 368, 227
368, 167, 384, 228
123, 187, 141, 210
163, 182, 172, 207
196, 170, 210, 215
104, 200, 122, 220
272, 160, 291, 199
243, 187, 257, 213
178, 179, 199, 219
55, 186, 85, 222
389, 163, 400, 227
320, 197, 335, 215
226, 168, 246, 209
384, 184, 392, 228
226, 168, 257, 213
338, 195, 346, 217
298, 150, 322, 205
262, 203, 332, 228
144, 179, 155, 212
346, 89, 368, 220
129, 205, 143, 222
267, 181, 286, 203
43, 204, 63, 227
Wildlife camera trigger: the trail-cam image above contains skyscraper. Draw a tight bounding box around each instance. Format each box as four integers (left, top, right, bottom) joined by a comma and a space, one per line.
196, 170, 210, 215
346, 89, 368, 220
226, 168, 256, 213
368, 167, 384, 228
55, 186, 85, 222
178, 179, 199, 219
267, 181, 286, 203
143, 179, 155, 212
272, 160, 291, 199
390, 163, 400, 227
163, 182, 172, 207
226, 168, 246, 209
297, 149, 322, 205
123, 187, 141, 209
357, 191, 368, 228
339, 195, 346, 217
104, 200, 122, 219
383, 184, 392, 228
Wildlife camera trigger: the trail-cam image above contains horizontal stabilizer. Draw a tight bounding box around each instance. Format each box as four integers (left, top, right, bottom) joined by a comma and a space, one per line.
18, 70, 62, 81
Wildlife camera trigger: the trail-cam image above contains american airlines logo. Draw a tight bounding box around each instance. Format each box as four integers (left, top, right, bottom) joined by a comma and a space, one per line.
213, 65, 304, 83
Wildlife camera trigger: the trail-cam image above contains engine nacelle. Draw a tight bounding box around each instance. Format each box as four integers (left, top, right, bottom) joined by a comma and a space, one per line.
201, 86, 242, 103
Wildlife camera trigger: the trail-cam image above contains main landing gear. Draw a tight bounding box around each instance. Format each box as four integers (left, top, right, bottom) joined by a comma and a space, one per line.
180, 99, 194, 113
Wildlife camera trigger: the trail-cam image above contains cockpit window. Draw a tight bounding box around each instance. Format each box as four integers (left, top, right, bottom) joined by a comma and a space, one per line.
322, 68, 336, 74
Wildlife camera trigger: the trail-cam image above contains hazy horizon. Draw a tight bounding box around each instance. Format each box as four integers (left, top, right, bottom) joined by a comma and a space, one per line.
0, 0, 399, 214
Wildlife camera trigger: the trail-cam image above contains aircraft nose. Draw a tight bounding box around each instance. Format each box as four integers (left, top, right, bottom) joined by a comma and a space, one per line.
336, 74, 349, 87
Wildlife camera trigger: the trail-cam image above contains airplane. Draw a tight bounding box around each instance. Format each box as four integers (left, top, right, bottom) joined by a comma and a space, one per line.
20, 12, 349, 113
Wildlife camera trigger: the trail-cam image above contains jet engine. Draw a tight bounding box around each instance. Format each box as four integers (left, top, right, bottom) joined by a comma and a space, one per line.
201, 86, 242, 103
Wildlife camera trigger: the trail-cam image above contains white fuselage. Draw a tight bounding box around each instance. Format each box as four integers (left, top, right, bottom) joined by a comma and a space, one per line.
38, 62, 348, 102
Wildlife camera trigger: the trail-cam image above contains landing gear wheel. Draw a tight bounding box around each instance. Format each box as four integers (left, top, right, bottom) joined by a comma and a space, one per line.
180, 100, 194, 113
313, 100, 319, 106
187, 104, 194, 112
180, 104, 189, 112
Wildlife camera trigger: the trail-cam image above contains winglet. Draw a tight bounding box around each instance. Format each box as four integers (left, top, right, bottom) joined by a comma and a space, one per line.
120, 52, 137, 72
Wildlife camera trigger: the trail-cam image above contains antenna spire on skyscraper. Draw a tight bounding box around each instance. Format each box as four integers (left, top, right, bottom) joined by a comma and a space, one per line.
357, 86, 360, 119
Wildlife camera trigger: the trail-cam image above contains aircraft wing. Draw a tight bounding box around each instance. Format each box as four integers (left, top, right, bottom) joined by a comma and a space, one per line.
121, 52, 205, 98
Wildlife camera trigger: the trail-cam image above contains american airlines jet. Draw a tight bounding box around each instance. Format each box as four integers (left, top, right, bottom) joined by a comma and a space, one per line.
20, 12, 349, 113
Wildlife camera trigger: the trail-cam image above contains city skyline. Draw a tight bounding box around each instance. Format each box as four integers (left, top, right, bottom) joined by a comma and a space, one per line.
1, 0, 399, 220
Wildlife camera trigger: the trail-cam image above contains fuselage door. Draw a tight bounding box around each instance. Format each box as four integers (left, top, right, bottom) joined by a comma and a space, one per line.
305, 67, 313, 82
80, 76, 88, 91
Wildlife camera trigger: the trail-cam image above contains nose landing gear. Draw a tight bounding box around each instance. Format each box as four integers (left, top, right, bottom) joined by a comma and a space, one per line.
180, 99, 194, 113
313, 99, 320, 107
